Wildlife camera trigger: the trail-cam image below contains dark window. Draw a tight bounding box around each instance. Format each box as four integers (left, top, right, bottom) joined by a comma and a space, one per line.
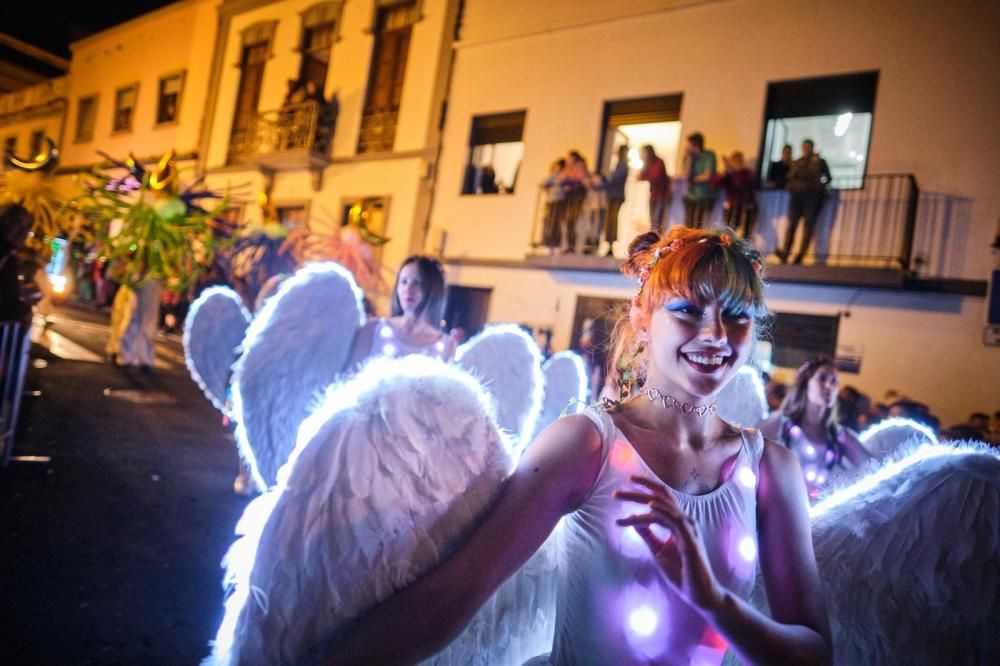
357, 1, 417, 153
3, 136, 16, 156
462, 111, 526, 195
300, 21, 336, 95
232, 42, 269, 135
443, 285, 491, 338
765, 312, 839, 370
276, 204, 308, 229
759, 71, 878, 189
75, 95, 97, 142
157, 72, 185, 124
113, 84, 138, 133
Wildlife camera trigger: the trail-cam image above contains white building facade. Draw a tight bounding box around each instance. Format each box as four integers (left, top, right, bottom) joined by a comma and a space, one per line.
429, 0, 1000, 425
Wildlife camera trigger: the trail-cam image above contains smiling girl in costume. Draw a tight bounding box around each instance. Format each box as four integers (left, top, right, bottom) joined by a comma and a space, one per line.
325, 227, 832, 665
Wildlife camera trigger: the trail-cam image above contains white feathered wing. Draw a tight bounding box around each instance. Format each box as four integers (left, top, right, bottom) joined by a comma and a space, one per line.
208, 356, 513, 665
532, 351, 588, 440
810, 440, 1000, 666
182, 286, 251, 415
456, 324, 544, 454
231, 262, 365, 490
716, 365, 768, 428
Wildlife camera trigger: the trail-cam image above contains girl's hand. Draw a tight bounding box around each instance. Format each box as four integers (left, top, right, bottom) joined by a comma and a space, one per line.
614, 475, 725, 613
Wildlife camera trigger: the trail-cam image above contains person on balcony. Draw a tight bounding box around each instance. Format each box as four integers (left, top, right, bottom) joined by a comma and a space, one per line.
716, 151, 759, 241
558, 151, 591, 254
600, 144, 630, 257
777, 139, 831, 264
681, 132, 718, 229
638, 144, 671, 234
540, 158, 567, 253
766, 144, 793, 189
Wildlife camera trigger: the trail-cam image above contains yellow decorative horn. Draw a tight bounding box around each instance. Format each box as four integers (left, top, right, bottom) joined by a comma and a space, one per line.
4, 137, 59, 172
149, 149, 177, 191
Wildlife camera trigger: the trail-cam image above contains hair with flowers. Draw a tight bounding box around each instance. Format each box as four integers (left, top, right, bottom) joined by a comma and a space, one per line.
606, 226, 769, 399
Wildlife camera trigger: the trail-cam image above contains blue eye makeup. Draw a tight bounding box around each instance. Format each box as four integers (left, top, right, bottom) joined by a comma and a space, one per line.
664, 300, 702, 316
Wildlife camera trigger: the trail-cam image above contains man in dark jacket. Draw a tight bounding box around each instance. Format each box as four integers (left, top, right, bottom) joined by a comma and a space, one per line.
778, 139, 831, 264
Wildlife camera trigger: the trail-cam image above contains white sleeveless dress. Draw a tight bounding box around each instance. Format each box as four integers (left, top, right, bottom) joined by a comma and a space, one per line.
367, 318, 449, 359
550, 406, 764, 666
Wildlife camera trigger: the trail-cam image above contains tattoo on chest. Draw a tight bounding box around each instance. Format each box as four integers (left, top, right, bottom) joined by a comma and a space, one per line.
680, 467, 704, 492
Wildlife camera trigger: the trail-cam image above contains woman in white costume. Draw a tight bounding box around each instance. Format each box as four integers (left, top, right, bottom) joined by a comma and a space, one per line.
760, 355, 870, 500
345, 255, 459, 367
325, 227, 832, 665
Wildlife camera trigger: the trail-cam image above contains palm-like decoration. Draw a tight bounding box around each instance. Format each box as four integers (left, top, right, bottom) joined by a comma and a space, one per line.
72, 150, 231, 291
0, 138, 85, 261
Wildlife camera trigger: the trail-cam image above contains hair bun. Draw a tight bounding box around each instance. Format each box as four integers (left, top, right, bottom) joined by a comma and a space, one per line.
622, 231, 661, 277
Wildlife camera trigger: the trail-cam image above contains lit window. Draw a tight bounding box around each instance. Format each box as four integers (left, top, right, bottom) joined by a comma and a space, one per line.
75, 95, 97, 142
157, 72, 185, 125
462, 111, 526, 195
760, 72, 878, 190
113, 84, 139, 133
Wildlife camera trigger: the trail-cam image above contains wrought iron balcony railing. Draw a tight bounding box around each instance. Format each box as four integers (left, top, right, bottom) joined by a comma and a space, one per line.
357, 108, 399, 154
227, 100, 335, 169
526, 173, 959, 278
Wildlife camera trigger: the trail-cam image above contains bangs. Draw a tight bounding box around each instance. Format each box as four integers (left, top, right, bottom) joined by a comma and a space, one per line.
645, 242, 765, 317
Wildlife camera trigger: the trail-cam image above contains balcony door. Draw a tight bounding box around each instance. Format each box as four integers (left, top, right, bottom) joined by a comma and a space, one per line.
232, 42, 269, 136
357, 1, 417, 153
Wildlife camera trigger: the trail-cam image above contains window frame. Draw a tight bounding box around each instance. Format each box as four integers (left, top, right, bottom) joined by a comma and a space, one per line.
155, 70, 186, 127
462, 109, 527, 195
756, 71, 879, 190
112, 82, 140, 134
74, 94, 99, 143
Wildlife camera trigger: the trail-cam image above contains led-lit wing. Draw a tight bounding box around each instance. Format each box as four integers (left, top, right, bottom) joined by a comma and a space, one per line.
716, 365, 768, 429
455, 324, 544, 455
208, 357, 513, 666
858, 416, 939, 459
810, 440, 1000, 665
533, 351, 589, 440
183, 286, 251, 415
231, 262, 366, 490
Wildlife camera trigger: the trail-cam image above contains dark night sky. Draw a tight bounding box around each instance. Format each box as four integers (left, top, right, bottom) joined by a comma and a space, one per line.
6, 1, 177, 59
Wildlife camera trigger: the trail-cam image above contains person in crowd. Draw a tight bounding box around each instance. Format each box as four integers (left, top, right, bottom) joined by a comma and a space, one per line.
0, 203, 33, 324
887, 398, 939, 431
989, 411, 1000, 444
765, 377, 787, 412
479, 165, 500, 194
601, 144, 630, 256
681, 132, 718, 229
760, 355, 871, 500
777, 139, 831, 264
558, 151, 591, 253
766, 144, 793, 189
326, 226, 832, 665
582, 174, 607, 254
541, 158, 567, 252
345, 255, 459, 369
968, 412, 990, 437
837, 385, 871, 432
638, 144, 670, 233
716, 151, 758, 240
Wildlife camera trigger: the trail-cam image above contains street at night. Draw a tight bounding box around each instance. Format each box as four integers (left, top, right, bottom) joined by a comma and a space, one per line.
0, 307, 248, 664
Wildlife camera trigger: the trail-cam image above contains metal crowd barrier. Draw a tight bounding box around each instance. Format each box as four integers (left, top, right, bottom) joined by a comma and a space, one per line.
0, 320, 32, 466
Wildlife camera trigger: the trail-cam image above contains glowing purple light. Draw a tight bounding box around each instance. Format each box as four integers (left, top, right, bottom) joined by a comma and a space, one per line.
804, 443, 817, 458
434, 340, 445, 352
382, 342, 397, 356
628, 606, 659, 637
379, 325, 393, 339
738, 536, 757, 562
804, 465, 818, 483
736, 466, 756, 489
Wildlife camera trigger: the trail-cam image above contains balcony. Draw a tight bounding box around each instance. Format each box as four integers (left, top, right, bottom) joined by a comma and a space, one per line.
521, 173, 984, 295
226, 101, 335, 175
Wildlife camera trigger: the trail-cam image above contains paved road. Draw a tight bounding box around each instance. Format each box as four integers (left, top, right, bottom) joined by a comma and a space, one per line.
0, 306, 251, 664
